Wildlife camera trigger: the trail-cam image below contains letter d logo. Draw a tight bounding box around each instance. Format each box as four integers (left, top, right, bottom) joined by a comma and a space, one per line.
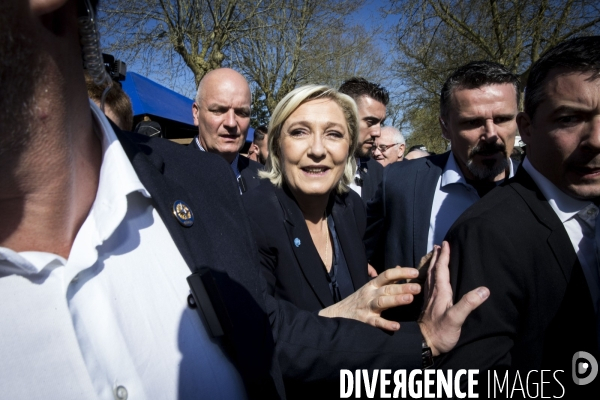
572, 351, 598, 385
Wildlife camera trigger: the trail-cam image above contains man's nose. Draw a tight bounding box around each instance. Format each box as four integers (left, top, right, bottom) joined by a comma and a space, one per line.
481, 119, 499, 142
223, 109, 237, 128
585, 116, 600, 150
371, 124, 382, 138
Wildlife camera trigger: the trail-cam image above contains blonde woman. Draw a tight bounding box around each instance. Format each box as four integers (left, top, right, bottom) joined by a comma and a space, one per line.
243, 85, 418, 311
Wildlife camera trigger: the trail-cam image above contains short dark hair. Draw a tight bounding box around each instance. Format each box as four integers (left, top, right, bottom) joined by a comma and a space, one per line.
525, 36, 600, 118
253, 125, 268, 143
440, 61, 520, 119
339, 77, 389, 106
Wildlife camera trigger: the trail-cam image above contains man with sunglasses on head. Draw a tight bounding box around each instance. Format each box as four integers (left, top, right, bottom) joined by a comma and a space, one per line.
365, 61, 519, 277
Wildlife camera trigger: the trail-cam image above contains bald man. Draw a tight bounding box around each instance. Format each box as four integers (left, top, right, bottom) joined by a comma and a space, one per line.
191, 68, 262, 194
372, 126, 405, 167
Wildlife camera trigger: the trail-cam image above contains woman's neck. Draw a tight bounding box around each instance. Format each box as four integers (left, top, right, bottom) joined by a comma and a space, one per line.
293, 191, 329, 224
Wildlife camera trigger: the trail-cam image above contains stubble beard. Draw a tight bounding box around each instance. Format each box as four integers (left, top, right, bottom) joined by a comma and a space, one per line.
466, 141, 509, 181
356, 141, 372, 158
0, 4, 42, 159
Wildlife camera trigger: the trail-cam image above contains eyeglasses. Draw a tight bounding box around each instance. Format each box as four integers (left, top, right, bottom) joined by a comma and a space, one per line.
372, 143, 400, 153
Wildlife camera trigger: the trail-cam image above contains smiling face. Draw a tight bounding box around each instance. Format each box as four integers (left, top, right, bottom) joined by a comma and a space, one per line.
279, 98, 351, 203
355, 96, 386, 158
442, 83, 518, 181
372, 127, 405, 167
519, 71, 600, 200
192, 69, 251, 163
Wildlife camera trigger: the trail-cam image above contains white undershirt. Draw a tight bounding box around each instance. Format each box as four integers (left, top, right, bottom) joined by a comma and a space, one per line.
523, 157, 600, 313
348, 157, 362, 197
0, 101, 247, 400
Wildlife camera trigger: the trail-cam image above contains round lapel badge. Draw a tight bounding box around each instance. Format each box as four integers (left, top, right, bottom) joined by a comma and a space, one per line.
294, 238, 301, 247
173, 200, 194, 227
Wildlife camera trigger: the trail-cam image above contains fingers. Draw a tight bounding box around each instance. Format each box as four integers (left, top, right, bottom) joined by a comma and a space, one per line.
373, 293, 414, 311
367, 264, 378, 278
371, 283, 421, 311
433, 242, 453, 298
446, 286, 490, 328
367, 317, 401, 332
373, 267, 419, 287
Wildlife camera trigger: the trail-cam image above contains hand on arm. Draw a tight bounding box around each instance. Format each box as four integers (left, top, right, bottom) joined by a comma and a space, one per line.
418, 241, 490, 356
318, 266, 421, 331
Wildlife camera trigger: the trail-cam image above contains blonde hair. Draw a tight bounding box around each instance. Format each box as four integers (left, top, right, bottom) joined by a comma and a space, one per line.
259, 85, 359, 194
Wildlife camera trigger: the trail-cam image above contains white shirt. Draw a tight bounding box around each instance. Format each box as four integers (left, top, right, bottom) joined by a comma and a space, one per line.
0, 101, 247, 400
348, 157, 362, 197
523, 158, 600, 313
428, 152, 515, 252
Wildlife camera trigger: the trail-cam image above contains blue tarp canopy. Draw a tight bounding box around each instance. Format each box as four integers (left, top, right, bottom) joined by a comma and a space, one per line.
121, 72, 194, 126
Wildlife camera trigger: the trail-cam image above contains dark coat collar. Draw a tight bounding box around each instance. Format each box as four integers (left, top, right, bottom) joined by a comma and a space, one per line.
510, 166, 578, 280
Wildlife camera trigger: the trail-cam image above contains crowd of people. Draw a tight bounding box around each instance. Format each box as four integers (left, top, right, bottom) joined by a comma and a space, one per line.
1, 0, 600, 399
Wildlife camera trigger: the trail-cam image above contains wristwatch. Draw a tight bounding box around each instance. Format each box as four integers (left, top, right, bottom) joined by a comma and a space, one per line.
422, 339, 434, 369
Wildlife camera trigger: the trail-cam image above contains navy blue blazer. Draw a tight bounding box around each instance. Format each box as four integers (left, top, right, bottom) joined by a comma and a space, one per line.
243, 179, 370, 312
117, 129, 423, 398
189, 136, 263, 193
436, 167, 599, 396
365, 152, 450, 273
359, 157, 384, 204
117, 129, 282, 398
237, 153, 263, 192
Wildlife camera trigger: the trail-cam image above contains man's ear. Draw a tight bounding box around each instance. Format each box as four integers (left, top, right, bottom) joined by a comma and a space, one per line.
517, 112, 533, 146
398, 143, 406, 159
192, 103, 200, 126
31, 0, 69, 16
440, 116, 450, 140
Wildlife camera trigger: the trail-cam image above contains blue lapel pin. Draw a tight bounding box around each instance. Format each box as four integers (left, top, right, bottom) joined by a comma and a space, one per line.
294, 238, 301, 247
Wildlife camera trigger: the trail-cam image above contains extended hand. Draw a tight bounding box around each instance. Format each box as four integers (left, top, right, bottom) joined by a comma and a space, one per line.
418, 241, 489, 356
318, 267, 421, 331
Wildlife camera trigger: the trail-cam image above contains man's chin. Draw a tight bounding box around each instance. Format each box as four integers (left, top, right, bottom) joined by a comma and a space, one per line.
565, 180, 600, 202
466, 157, 508, 181
356, 146, 372, 158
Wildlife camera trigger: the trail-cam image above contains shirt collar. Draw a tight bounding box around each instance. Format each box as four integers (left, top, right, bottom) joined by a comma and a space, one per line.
194, 135, 205, 151
441, 152, 515, 188
441, 152, 469, 188
522, 157, 594, 223
90, 100, 151, 242
194, 135, 240, 177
